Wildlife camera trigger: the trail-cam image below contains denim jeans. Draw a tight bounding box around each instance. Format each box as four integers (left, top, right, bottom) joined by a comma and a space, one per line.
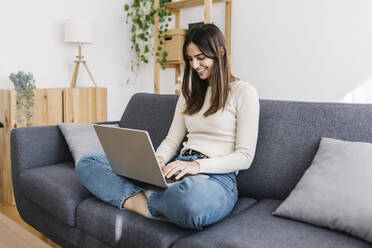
76, 152, 238, 229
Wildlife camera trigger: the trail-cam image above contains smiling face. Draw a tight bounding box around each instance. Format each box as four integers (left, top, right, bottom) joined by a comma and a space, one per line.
186, 42, 214, 81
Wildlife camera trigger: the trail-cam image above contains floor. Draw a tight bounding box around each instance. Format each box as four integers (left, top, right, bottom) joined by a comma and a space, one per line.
0, 201, 61, 248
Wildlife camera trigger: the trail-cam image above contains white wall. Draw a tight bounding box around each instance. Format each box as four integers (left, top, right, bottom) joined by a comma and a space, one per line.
0, 0, 154, 121
232, 0, 372, 103
1, 0, 372, 121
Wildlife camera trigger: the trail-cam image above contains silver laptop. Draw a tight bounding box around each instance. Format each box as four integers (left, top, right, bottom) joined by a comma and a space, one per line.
94, 124, 175, 188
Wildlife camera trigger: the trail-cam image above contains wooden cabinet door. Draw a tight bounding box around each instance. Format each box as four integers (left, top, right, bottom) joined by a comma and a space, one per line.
63, 87, 107, 123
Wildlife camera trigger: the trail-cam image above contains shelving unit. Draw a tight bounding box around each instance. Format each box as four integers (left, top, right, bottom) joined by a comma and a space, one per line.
153, 0, 232, 94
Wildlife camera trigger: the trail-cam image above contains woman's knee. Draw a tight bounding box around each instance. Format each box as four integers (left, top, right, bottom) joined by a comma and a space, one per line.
75, 153, 110, 178
170, 199, 226, 229
165, 177, 227, 229
76, 153, 108, 168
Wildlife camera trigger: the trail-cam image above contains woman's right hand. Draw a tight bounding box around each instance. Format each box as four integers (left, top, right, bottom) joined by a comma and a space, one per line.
157, 155, 165, 169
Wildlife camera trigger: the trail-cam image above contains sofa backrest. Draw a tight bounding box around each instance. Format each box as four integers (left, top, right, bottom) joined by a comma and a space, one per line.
238, 99, 372, 200
119, 93, 179, 150
120, 93, 372, 200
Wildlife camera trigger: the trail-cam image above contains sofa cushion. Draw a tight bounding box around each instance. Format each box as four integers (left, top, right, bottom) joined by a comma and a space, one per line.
58, 123, 104, 165
274, 137, 372, 243
76, 198, 195, 248
227, 197, 257, 219
238, 100, 372, 200
76, 196, 256, 248
20, 162, 92, 226
173, 200, 371, 248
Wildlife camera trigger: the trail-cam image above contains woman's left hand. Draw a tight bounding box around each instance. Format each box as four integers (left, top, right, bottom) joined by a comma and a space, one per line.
163, 160, 200, 180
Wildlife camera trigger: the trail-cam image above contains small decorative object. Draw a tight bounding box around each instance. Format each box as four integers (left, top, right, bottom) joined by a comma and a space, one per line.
8, 71, 36, 127
188, 21, 204, 31
124, 0, 172, 73
64, 19, 97, 88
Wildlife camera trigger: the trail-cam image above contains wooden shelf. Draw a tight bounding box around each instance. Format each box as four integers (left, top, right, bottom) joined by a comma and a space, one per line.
168, 0, 227, 10
166, 61, 185, 66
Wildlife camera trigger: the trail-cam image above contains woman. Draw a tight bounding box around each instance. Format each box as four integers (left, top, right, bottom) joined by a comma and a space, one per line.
76, 24, 259, 229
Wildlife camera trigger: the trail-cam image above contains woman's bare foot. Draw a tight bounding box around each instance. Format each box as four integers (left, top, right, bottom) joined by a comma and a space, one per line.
122, 193, 149, 216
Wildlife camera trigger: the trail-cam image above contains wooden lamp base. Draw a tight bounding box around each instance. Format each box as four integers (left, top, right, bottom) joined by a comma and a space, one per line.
70, 45, 97, 88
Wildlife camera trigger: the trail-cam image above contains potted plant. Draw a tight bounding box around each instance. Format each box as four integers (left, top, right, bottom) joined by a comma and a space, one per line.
8, 71, 36, 127
124, 0, 172, 76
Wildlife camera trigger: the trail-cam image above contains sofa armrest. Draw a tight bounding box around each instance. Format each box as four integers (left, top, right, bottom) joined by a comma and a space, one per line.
11, 125, 74, 216
11, 125, 73, 178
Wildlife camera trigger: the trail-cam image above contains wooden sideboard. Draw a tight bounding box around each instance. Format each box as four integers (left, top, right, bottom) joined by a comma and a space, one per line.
0, 87, 107, 205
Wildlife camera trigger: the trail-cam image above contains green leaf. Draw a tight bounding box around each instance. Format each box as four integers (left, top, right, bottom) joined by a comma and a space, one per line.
144, 45, 150, 53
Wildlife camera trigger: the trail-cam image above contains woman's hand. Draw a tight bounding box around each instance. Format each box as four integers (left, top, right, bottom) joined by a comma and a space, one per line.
157, 156, 165, 169
163, 160, 200, 180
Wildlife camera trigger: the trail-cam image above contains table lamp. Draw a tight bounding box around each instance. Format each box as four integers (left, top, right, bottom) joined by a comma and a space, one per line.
64, 19, 97, 88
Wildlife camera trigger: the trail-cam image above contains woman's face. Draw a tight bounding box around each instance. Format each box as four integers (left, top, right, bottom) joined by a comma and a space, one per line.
186, 42, 214, 80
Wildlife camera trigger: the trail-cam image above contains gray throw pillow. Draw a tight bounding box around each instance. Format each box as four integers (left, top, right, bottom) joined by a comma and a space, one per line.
58, 123, 104, 165
273, 137, 372, 244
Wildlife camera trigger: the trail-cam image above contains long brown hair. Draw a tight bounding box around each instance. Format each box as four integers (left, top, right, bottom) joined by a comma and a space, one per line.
182, 24, 233, 117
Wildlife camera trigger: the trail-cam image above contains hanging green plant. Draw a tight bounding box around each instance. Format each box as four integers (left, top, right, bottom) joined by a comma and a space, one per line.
9, 71, 36, 127
124, 0, 172, 75
155, 0, 172, 70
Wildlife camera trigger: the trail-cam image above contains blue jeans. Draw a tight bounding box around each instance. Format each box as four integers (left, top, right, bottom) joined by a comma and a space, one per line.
75, 153, 238, 229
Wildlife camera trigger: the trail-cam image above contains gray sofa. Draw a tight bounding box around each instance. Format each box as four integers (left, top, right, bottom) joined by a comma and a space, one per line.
11, 93, 372, 248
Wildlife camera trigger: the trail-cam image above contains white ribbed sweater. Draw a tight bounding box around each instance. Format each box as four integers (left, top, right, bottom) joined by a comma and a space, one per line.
156, 81, 260, 174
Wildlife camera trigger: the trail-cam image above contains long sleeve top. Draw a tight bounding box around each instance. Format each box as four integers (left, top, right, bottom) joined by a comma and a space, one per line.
156, 80, 260, 174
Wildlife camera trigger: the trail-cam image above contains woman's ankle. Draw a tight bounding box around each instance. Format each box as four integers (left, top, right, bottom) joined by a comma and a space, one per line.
123, 192, 148, 216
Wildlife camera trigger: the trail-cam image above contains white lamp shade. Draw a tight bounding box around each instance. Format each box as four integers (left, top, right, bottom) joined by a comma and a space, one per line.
64, 19, 93, 44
